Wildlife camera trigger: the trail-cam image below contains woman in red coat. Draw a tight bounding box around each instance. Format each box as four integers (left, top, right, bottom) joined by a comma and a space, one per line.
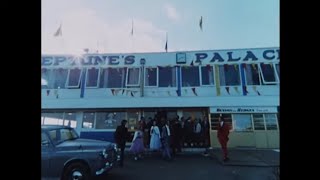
217, 116, 230, 162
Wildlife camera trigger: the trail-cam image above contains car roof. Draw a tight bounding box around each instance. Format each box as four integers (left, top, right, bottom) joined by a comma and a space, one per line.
41, 125, 72, 130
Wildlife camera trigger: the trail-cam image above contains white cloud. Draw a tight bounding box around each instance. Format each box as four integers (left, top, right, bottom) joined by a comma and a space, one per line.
42, 1, 167, 54
164, 3, 180, 22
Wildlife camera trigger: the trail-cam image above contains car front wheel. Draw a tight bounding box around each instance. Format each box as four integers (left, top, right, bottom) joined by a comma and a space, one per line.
62, 162, 91, 180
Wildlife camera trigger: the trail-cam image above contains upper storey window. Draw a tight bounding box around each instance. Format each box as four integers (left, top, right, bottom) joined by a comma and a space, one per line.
219, 64, 240, 86
159, 67, 176, 87
126, 68, 140, 86
259, 63, 279, 84
182, 66, 200, 87
99, 68, 127, 88
86, 68, 100, 88
67, 68, 82, 88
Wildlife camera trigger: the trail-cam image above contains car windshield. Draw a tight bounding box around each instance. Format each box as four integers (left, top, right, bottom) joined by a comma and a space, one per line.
48, 127, 79, 145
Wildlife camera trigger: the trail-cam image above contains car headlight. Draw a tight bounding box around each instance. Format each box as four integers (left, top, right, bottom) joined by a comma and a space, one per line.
113, 144, 118, 152
102, 149, 108, 159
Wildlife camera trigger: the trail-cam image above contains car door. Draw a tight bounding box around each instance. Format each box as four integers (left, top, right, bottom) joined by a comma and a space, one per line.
41, 132, 53, 177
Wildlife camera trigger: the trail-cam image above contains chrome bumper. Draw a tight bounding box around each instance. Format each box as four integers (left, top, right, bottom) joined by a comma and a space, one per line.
95, 162, 113, 175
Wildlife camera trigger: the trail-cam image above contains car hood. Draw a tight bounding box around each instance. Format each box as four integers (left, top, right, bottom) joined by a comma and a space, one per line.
56, 138, 113, 151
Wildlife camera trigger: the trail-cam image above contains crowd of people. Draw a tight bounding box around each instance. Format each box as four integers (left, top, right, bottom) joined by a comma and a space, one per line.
114, 114, 230, 167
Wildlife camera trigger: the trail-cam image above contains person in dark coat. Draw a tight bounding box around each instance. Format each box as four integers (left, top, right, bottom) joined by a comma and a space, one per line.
172, 119, 182, 155
201, 116, 210, 156
114, 120, 128, 167
217, 116, 230, 162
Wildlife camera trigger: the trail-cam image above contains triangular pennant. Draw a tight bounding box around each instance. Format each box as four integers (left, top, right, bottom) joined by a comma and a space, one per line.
122, 89, 125, 95
131, 92, 134, 97
252, 64, 257, 71
225, 87, 230, 95
54, 24, 62, 37
234, 64, 238, 71
115, 89, 121, 96
257, 90, 261, 96
191, 87, 198, 96
243, 86, 249, 94
234, 86, 240, 94
111, 89, 115, 96
206, 64, 211, 71
46, 90, 50, 96
190, 61, 194, 66
252, 86, 257, 92
176, 90, 179, 96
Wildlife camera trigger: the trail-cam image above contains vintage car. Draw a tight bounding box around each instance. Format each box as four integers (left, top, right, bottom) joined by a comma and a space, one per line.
41, 125, 119, 180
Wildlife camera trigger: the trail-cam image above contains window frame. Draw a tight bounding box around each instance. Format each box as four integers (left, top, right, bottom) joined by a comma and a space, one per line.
66, 68, 83, 88
85, 67, 100, 88
51, 68, 69, 89
219, 64, 241, 86
99, 67, 127, 88
264, 113, 279, 130
275, 63, 280, 82
200, 65, 215, 86
82, 112, 96, 130
244, 63, 262, 86
259, 63, 279, 85
252, 114, 266, 131
41, 68, 53, 89
210, 113, 233, 131
158, 66, 177, 87
144, 67, 158, 87
181, 66, 201, 87
126, 67, 141, 87
232, 114, 254, 132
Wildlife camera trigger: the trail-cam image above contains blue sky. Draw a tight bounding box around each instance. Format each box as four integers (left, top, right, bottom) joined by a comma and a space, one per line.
42, 0, 279, 55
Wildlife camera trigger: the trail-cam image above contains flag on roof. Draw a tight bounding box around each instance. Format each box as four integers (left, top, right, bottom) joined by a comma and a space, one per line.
54, 24, 62, 37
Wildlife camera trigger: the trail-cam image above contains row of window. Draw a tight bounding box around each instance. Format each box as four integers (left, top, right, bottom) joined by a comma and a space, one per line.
41, 63, 280, 89
41, 111, 279, 131
41, 110, 181, 130
210, 113, 279, 131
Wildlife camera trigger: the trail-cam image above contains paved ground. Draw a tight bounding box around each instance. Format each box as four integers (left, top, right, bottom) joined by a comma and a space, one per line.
42, 149, 279, 180
97, 150, 279, 180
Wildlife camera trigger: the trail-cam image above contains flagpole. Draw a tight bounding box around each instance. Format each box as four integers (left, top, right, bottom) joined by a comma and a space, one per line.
96, 41, 99, 53
131, 19, 134, 53
165, 32, 168, 52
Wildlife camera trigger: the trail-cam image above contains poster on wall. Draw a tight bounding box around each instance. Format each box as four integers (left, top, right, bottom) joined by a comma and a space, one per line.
104, 113, 117, 127
128, 118, 137, 130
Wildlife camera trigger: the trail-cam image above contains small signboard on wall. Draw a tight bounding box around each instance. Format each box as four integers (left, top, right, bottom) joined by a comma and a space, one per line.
176, 53, 187, 64
210, 107, 278, 113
